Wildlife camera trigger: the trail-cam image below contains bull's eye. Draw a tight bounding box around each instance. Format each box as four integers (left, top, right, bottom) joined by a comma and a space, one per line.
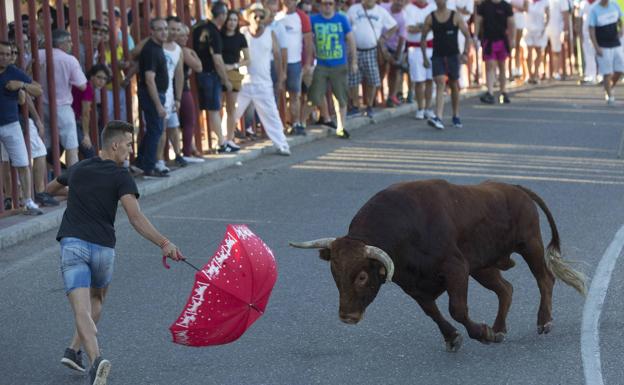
356, 271, 368, 285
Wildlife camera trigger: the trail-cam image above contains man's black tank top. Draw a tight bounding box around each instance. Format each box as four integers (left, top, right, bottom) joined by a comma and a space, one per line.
431, 10, 459, 57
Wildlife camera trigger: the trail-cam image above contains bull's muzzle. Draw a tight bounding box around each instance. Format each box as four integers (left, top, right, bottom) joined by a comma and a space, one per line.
339, 311, 363, 324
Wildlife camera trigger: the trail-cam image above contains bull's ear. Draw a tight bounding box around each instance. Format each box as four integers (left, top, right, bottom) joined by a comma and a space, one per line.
379, 266, 387, 279
319, 248, 331, 261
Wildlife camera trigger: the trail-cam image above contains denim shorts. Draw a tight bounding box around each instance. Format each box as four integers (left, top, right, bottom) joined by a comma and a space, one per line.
196, 72, 222, 111
60, 237, 115, 294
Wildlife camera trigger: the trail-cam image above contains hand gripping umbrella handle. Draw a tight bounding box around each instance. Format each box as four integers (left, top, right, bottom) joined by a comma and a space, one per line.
162, 253, 201, 271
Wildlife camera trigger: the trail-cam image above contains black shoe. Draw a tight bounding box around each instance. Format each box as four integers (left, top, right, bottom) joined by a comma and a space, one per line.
293, 123, 307, 136
336, 129, 350, 139
217, 143, 240, 153
88, 356, 111, 385
61, 348, 85, 372
480, 92, 495, 104
35, 192, 60, 207
500, 93, 511, 104
175, 155, 188, 167
316, 119, 337, 129
4, 197, 12, 210
143, 169, 170, 178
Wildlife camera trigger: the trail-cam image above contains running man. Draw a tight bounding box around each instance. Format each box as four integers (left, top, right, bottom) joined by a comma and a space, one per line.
46, 120, 184, 385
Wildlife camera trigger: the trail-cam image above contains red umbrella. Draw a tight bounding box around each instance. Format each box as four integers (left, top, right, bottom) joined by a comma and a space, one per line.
166, 224, 278, 347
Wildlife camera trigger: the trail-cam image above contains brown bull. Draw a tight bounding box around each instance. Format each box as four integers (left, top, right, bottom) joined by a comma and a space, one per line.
290, 179, 586, 352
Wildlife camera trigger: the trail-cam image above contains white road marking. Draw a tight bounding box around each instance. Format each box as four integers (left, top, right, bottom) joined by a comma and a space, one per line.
581, 225, 624, 385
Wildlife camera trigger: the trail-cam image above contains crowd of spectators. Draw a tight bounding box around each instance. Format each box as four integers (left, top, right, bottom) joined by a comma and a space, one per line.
1, 0, 623, 216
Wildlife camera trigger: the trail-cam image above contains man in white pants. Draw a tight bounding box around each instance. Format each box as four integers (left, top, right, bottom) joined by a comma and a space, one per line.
589, 0, 624, 105
546, 0, 570, 80
234, 4, 290, 155
405, 0, 436, 120
579, 0, 599, 83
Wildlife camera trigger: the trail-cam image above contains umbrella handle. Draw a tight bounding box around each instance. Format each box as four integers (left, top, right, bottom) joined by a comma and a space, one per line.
162, 255, 171, 269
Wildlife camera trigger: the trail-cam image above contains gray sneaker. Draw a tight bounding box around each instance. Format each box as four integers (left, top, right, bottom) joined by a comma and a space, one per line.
61, 348, 85, 372
88, 356, 111, 385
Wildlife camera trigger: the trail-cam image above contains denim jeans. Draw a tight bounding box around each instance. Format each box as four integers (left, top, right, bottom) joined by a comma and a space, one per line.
60, 237, 115, 294
137, 87, 165, 172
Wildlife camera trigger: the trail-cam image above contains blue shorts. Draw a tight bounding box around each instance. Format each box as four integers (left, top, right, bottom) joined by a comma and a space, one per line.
196, 72, 222, 111
271, 62, 303, 93
60, 237, 115, 294
432, 55, 460, 80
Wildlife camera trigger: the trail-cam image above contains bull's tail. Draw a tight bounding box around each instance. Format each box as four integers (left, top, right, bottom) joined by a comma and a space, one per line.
516, 185, 587, 297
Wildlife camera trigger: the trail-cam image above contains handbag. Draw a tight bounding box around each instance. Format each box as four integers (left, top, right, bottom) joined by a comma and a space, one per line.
362, 5, 386, 64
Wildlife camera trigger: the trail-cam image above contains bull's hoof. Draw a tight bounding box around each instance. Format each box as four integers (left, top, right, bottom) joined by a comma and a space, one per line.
445, 332, 463, 352
493, 332, 506, 343
538, 321, 553, 335
479, 325, 505, 344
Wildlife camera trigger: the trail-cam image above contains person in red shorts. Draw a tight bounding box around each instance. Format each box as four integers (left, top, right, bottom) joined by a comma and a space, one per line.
474, 0, 515, 104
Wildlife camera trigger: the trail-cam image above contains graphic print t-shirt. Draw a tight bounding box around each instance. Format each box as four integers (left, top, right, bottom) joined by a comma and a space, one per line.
311, 13, 352, 67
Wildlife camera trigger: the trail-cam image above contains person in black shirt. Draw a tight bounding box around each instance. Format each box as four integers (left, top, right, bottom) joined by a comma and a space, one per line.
221, 10, 250, 152
422, 0, 472, 130
192, 1, 233, 153
474, 0, 515, 104
46, 120, 184, 385
136, 18, 169, 177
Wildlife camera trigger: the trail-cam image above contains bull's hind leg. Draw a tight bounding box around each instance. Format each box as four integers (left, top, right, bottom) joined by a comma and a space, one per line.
443, 257, 502, 344
518, 239, 555, 334
471, 267, 513, 339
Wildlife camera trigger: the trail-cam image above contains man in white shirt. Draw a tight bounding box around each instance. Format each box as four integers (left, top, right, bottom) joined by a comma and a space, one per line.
276, 0, 314, 135
264, 0, 289, 101
509, 0, 528, 80
405, 0, 436, 119
578, 0, 599, 83
546, 0, 570, 79
525, 0, 549, 83
347, 0, 398, 118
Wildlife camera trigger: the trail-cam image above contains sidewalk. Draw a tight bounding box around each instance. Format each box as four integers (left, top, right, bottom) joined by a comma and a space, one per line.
0, 81, 536, 250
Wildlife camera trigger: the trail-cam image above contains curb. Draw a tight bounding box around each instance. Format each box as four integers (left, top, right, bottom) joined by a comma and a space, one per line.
0, 81, 537, 250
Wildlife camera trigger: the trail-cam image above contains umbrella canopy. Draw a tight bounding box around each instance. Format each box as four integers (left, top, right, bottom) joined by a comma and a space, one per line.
169, 224, 278, 347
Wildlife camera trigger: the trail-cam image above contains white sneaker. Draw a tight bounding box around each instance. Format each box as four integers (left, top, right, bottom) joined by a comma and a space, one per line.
607, 96, 616, 106
225, 140, 240, 149
182, 156, 205, 163
552, 73, 562, 81
276, 147, 291, 156
24, 199, 43, 215
424, 109, 435, 119
155, 160, 170, 173
415, 110, 425, 120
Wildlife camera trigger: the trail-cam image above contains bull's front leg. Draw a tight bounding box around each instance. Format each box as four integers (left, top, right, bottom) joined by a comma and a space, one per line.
443, 257, 503, 345
414, 297, 463, 352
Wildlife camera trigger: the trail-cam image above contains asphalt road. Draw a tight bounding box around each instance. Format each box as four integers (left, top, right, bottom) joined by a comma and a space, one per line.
1, 82, 624, 385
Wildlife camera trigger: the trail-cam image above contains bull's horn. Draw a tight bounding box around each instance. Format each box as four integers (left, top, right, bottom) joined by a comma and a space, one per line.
365, 246, 394, 283
289, 238, 336, 249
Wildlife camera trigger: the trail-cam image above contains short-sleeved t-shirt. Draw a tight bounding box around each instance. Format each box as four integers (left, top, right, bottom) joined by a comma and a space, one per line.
276, 10, 312, 63
380, 2, 408, 51
311, 12, 352, 67
221, 32, 248, 65
589, 1, 622, 47
192, 20, 223, 74
56, 157, 140, 248
526, 0, 549, 32
477, 0, 514, 40
71, 82, 95, 121
0, 65, 32, 126
138, 39, 169, 93
347, 4, 398, 49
